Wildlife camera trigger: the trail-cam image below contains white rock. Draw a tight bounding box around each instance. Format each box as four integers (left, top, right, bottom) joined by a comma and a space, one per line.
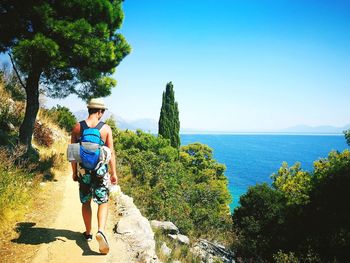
177, 234, 190, 245
7, 122, 15, 131
115, 193, 160, 263
161, 242, 172, 256
168, 234, 190, 245
151, 220, 179, 234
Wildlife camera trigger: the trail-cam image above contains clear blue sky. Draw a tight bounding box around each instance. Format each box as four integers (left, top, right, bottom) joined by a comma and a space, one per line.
6, 0, 350, 131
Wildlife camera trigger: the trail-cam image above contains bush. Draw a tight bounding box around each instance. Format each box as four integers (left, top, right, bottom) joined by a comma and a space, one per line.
273, 250, 299, 263
115, 128, 232, 239
45, 105, 77, 132
0, 77, 25, 145
232, 149, 350, 262
33, 121, 54, 147
344, 129, 350, 146
232, 184, 288, 262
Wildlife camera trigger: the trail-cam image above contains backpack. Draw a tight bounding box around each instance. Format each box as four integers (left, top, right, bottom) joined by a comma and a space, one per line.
79, 121, 105, 170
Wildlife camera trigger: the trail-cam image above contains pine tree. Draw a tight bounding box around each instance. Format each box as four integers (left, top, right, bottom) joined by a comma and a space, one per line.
0, 0, 130, 152
158, 82, 180, 149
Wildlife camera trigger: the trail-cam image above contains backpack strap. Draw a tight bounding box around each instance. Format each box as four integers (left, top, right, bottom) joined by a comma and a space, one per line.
95, 121, 105, 130
79, 121, 89, 136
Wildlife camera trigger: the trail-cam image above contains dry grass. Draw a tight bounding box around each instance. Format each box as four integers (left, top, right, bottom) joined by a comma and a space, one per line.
0, 147, 39, 240
154, 229, 201, 263
0, 95, 70, 240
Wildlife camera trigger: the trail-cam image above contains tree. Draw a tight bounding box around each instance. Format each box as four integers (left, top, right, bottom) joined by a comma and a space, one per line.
271, 162, 312, 206
344, 129, 350, 146
232, 184, 288, 262
0, 0, 130, 152
304, 150, 350, 262
158, 82, 180, 149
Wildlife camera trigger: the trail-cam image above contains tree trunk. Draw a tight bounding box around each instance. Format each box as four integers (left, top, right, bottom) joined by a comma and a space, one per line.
19, 69, 41, 151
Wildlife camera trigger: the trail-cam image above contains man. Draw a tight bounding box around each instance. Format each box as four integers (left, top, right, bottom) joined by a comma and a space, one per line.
70, 98, 118, 254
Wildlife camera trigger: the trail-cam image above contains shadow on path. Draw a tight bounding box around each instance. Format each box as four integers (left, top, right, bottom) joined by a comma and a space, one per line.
12, 222, 101, 256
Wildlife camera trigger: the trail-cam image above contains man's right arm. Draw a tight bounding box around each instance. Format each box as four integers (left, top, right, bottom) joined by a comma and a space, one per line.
71, 123, 80, 182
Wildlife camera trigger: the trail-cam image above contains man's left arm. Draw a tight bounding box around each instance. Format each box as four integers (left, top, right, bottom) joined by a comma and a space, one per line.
105, 126, 118, 185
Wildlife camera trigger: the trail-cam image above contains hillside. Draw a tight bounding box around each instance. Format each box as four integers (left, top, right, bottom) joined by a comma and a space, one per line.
73, 110, 158, 132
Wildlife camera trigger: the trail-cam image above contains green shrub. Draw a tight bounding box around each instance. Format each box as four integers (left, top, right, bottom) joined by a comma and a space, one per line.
232, 184, 288, 262
45, 105, 77, 132
273, 250, 299, 263
233, 149, 350, 262
344, 129, 350, 146
115, 128, 232, 239
0, 78, 25, 145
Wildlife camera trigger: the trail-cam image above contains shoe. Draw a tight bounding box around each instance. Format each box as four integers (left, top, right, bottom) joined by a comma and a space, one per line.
96, 230, 109, 254
83, 232, 93, 242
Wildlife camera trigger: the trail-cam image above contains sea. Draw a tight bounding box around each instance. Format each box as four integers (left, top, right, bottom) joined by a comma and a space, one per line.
180, 133, 349, 211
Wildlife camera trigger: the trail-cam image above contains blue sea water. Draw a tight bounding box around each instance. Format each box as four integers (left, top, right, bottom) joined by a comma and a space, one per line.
180, 134, 349, 210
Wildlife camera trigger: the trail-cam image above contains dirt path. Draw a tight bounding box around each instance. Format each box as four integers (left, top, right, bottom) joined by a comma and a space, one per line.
7, 171, 133, 263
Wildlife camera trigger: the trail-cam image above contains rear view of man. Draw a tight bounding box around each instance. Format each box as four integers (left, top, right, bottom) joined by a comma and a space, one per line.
70, 98, 118, 254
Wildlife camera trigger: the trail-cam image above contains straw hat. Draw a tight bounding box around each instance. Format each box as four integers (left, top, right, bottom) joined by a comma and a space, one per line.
87, 98, 108, 110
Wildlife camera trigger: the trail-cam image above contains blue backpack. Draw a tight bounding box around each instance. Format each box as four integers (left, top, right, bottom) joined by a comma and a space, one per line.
79, 121, 105, 170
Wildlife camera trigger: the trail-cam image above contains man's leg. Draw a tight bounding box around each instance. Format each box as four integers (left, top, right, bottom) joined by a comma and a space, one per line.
96, 202, 110, 254
94, 172, 110, 254
82, 200, 92, 234
97, 202, 108, 232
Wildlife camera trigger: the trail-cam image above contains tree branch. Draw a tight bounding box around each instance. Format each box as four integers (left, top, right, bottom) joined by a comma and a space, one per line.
8, 53, 26, 90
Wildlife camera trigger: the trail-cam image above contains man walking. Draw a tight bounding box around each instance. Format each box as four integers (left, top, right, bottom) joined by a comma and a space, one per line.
70, 98, 118, 254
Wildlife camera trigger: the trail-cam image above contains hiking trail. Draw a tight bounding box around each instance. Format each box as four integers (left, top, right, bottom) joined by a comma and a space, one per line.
6, 169, 134, 263
33, 172, 133, 263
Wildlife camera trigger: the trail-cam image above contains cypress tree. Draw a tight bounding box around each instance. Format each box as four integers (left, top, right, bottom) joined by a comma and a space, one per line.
158, 82, 180, 149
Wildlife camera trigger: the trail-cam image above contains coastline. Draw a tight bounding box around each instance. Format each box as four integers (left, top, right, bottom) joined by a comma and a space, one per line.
180, 132, 344, 136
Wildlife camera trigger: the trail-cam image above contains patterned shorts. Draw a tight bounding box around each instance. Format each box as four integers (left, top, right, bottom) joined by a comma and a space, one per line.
78, 164, 110, 204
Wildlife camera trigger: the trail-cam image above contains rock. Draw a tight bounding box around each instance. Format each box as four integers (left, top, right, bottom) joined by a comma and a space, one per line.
7, 122, 15, 131
168, 234, 190, 245
161, 242, 172, 256
115, 192, 160, 263
151, 220, 179, 234
191, 239, 235, 263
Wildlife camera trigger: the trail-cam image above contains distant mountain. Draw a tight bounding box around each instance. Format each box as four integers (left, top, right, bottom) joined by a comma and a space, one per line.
280, 124, 350, 134
73, 110, 158, 132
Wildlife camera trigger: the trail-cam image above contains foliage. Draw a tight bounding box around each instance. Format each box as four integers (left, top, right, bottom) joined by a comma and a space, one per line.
0, 77, 25, 145
158, 82, 181, 149
344, 129, 350, 146
0, 147, 37, 239
232, 184, 288, 262
45, 105, 77, 132
0, 0, 130, 149
0, 65, 26, 101
232, 149, 350, 262
271, 162, 312, 206
0, 115, 69, 242
154, 229, 201, 263
33, 121, 54, 147
0, 0, 130, 98
303, 150, 350, 262
111, 123, 232, 239
273, 250, 299, 263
